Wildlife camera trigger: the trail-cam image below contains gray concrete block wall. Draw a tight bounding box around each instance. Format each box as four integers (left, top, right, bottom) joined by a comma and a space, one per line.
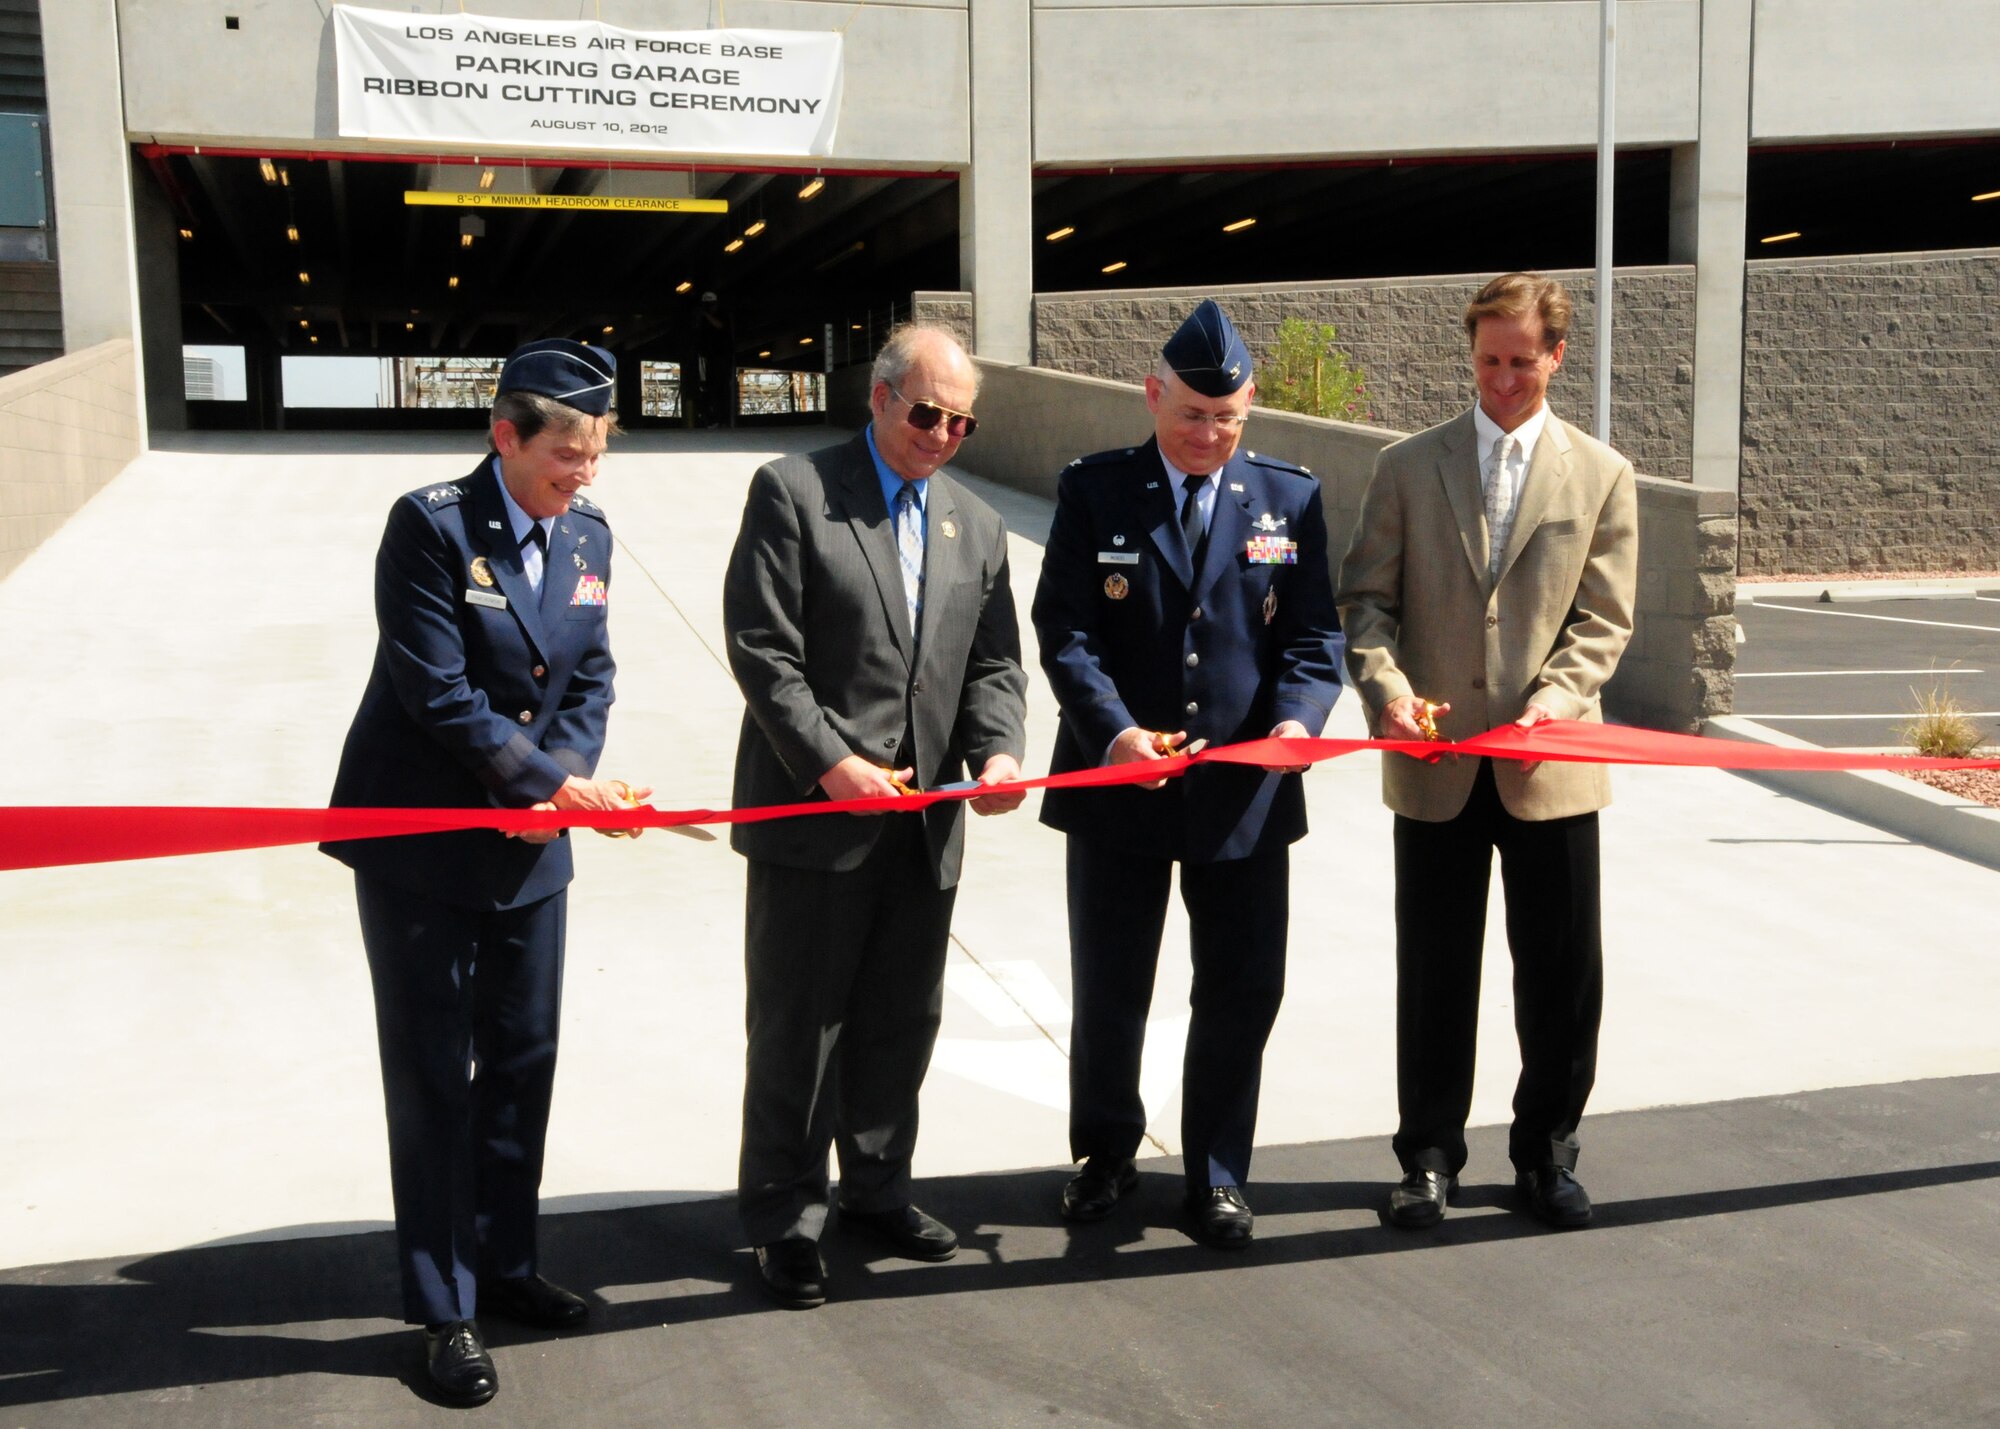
1031, 268, 1699, 486
0, 339, 142, 581
957, 359, 1735, 731
1739, 248, 2000, 576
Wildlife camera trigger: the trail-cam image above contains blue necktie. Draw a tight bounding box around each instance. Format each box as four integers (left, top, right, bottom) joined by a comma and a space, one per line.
895, 484, 924, 636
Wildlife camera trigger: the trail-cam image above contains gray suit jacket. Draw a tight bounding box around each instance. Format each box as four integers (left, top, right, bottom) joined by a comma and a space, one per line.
723, 431, 1028, 886
1337, 407, 1637, 823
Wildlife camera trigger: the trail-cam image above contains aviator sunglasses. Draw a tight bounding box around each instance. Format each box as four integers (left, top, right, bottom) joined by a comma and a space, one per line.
890, 384, 978, 439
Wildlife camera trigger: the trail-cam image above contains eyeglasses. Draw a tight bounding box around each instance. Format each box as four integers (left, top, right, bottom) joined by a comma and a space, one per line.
891, 385, 978, 439
1173, 408, 1248, 432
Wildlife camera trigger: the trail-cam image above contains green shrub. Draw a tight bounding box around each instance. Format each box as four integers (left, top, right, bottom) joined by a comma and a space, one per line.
1257, 316, 1368, 422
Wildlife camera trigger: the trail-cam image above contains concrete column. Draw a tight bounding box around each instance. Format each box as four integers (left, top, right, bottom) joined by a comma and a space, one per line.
960, 0, 1033, 364
131, 154, 186, 433
1670, 0, 1754, 495
40, 0, 145, 379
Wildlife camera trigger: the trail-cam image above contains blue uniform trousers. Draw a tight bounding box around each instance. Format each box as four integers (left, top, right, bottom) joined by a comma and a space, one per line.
1065, 837, 1289, 1192
355, 872, 566, 1327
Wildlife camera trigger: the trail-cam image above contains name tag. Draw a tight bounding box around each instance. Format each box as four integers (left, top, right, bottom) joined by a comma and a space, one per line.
465, 588, 509, 610
1097, 551, 1139, 565
1246, 536, 1298, 565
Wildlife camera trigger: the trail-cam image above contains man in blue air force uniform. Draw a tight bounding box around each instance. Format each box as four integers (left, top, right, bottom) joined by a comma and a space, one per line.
1033, 301, 1344, 1247
323, 339, 648, 1408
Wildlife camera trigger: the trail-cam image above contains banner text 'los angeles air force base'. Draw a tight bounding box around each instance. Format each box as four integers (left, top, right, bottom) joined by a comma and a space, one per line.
335, 6, 842, 158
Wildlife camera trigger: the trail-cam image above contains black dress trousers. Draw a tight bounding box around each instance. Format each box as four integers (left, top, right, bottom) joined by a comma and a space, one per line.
356, 872, 567, 1327
1390, 758, 1603, 1178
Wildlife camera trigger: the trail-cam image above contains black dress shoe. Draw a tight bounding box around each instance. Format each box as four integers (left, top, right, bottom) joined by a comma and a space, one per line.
481, 1273, 589, 1330
422, 1320, 497, 1406
1061, 1156, 1139, 1223
756, 1237, 827, 1308
1517, 1165, 1594, 1228
839, 1203, 959, 1261
1185, 1185, 1254, 1248
1387, 1169, 1456, 1229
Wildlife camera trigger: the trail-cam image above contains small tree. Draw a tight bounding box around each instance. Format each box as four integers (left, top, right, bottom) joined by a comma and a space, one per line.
1257, 316, 1368, 422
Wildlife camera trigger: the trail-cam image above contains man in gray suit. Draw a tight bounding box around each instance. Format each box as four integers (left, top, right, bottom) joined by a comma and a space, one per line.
723, 324, 1029, 1309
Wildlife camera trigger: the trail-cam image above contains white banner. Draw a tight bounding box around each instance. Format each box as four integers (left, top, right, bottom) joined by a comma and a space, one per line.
334, 6, 841, 158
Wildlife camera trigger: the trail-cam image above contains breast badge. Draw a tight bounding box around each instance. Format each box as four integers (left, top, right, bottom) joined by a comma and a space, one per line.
1104, 573, 1130, 600
1263, 587, 1278, 625
469, 556, 496, 588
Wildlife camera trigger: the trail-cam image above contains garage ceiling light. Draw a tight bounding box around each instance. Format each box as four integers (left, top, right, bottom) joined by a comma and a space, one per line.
724, 238, 745, 253
1974, 189, 2000, 202
405, 321, 415, 331
798, 176, 824, 200
478, 168, 496, 191
1101, 260, 1128, 274
285, 225, 299, 244
309, 335, 318, 344
744, 219, 766, 238
1760, 231, 1802, 244
298, 319, 308, 329
1044, 226, 1075, 242
799, 336, 813, 345
297, 271, 310, 285
448, 275, 460, 288
758, 349, 772, 357
675, 281, 693, 294
178, 227, 194, 240
258, 157, 277, 184
602, 325, 614, 335
1222, 217, 1257, 233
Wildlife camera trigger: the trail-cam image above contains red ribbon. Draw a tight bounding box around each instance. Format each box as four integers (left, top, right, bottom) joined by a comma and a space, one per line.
2, 722, 1992, 874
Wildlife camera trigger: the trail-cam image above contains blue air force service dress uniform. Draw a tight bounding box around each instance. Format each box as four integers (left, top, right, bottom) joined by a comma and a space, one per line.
322, 341, 618, 1328
1033, 302, 1344, 1195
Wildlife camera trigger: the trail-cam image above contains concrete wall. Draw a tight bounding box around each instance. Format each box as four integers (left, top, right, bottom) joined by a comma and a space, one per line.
1032, 0, 1701, 165
0, 338, 142, 581
1738, 248, 2000, 576
1751, 0, 2000, 142
955, 359, 1734, 732
1033, 269, 1698, 483
116, 0, 971, 167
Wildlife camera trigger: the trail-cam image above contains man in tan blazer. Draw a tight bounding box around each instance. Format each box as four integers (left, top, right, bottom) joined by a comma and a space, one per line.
1337, 272, 1637, 1231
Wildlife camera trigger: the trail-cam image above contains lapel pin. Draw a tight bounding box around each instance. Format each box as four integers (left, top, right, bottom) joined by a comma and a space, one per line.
1113, 535, 1125, 546
487, 519, 503, 530
1229, 482, 1245, 493
573, 552, 587, 569
941, 519, 957, 539
1104, 573, 1130, 600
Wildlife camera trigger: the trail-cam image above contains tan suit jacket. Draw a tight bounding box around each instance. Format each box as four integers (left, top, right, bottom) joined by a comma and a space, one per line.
1337, 407, 1637, 823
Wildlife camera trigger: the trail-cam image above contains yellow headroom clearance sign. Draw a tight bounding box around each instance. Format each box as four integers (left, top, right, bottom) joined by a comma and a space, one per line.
405, 191, 729, 214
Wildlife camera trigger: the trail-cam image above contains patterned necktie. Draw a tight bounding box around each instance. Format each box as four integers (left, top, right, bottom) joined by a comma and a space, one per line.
1484, 433, 1515, 582
1180, 473, 1207, 559
894, 483, 924, 636
520, 521, 548, 591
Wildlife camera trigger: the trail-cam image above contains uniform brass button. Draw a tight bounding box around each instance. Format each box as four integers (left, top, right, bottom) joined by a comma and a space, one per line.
1190, 606, 1202, 621
1471, 678, 1486, 691
1486, 615, 1498, 628
1185, 701, 1199, 716
1185, 653, 1199, 669
532, 664, 547, 679
912, 679, 925, 695
518, 710, 533, 723
883, 737, 897, 750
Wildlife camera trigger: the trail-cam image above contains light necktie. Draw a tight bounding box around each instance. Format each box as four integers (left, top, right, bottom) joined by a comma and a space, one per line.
894, 483, 924, 636
1484, 433, 1515, 582
520, 521, 548, 591
1180, 473, 1207, 559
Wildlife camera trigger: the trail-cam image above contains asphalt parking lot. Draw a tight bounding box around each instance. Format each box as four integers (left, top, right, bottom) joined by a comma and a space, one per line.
1733, 589, 2000, 749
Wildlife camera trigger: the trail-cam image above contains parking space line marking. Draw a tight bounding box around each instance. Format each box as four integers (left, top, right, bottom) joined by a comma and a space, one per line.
1736, 711, 2000, 721
1751, 604, 2000, 634
1735, 669, 1985, 678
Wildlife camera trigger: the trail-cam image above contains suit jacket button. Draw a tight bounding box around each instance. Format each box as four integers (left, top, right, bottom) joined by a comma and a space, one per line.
518, 710, 533, 723
532, 664, 547, 679
1486, 615, 1498, 628
1470, 678, 1485, 691
1185, 700, 1199, 716
912, 679, 925, 695
1185, 652, 1199, 668
883, 737, 897, 750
